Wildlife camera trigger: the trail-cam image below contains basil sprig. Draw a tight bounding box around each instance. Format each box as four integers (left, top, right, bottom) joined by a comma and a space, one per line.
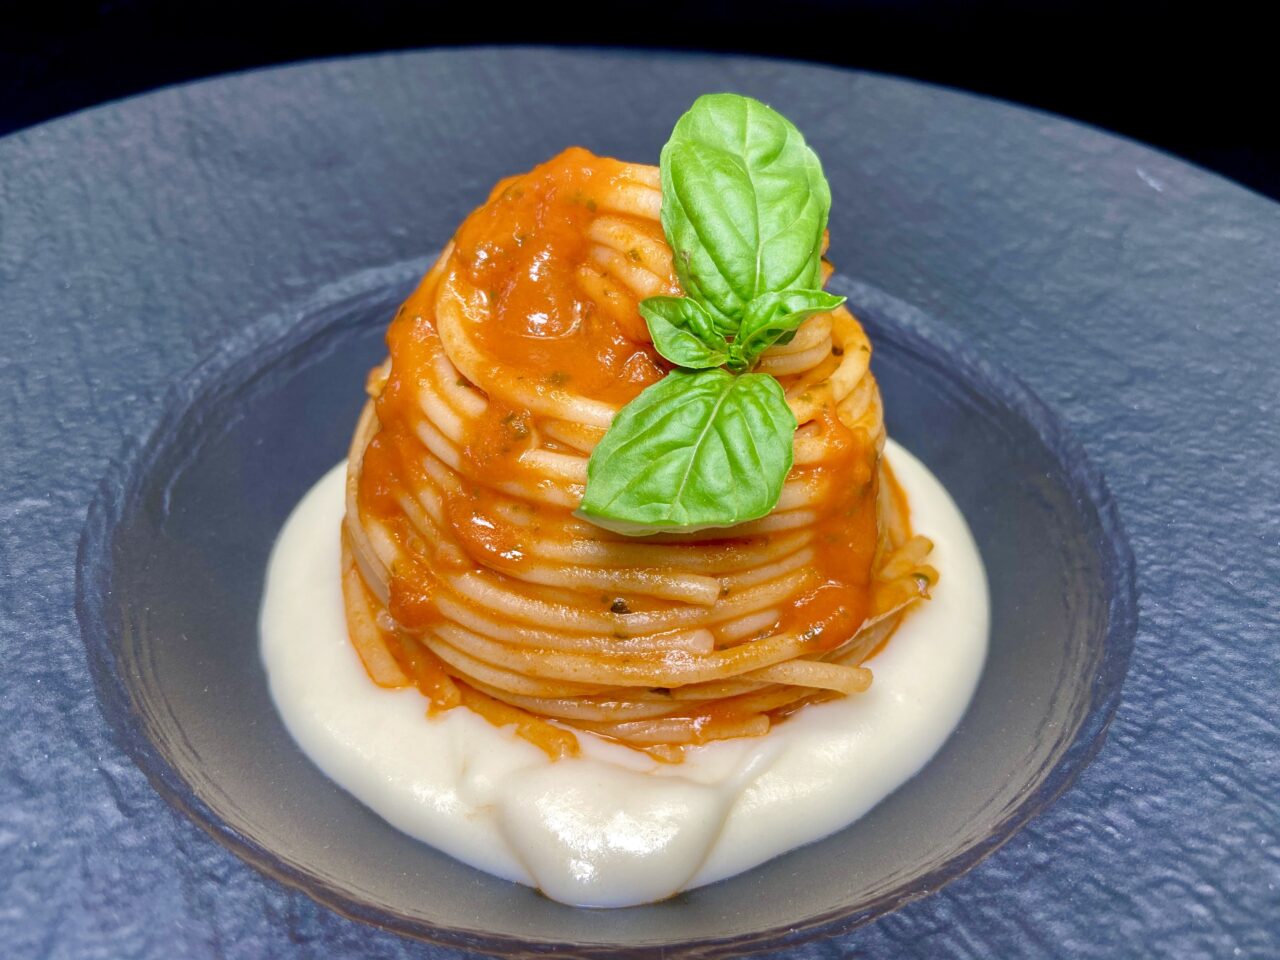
578, 94, 844, 535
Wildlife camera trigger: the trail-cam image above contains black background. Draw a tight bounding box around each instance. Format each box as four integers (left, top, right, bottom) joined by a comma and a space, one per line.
2, 0, 1276, 200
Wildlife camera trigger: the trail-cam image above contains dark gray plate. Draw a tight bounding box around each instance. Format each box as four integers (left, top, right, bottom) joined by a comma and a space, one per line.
4, 47, 1277, 960
75, 261, 1133, 955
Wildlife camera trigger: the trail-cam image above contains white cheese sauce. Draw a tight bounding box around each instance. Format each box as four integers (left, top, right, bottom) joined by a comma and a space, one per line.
260, 440, 989, 907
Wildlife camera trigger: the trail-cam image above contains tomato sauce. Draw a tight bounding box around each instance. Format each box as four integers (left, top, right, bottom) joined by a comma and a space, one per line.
354, 147, 896, 736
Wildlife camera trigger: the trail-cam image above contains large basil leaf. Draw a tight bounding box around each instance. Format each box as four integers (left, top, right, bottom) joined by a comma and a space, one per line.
639, 296, 729, 369
661, 94, 831, 328
577, 369, 797, 534
730, 289, 846, 370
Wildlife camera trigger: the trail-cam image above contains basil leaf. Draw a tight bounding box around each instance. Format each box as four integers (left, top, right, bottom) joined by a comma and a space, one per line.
661, 93, 831, 329
577, 369, 797, 535
639, 296, 729, 369
730, 289, 846, 370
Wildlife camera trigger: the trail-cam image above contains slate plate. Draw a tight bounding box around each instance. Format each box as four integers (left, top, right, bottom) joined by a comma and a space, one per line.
1, 48, 1277, 959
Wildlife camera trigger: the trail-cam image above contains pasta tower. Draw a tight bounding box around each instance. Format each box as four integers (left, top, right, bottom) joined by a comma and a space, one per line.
342, 148, 936, 761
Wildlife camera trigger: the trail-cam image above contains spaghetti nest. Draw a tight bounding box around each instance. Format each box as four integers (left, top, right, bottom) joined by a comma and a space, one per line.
341, 148, 937, 762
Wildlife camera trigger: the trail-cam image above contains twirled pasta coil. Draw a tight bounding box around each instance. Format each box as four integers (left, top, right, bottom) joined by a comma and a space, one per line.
340, 151, 936, 762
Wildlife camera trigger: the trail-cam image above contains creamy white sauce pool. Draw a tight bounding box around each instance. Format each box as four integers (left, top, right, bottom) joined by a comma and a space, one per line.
260, 441, 989, 907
